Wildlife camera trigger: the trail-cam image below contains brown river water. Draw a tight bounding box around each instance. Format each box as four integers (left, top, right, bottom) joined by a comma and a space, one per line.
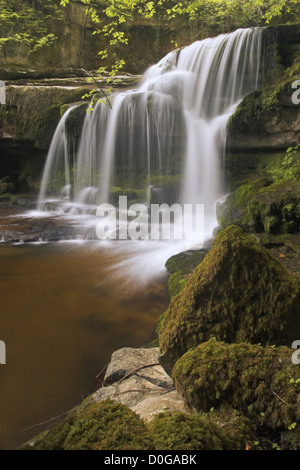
0, 240, 169, 449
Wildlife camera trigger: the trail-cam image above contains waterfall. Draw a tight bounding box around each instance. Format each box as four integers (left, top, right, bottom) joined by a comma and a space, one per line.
38, 28, 262, 240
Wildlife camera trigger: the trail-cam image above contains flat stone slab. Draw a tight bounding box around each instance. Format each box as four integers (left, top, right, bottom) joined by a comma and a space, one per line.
91, 347, 188, 421
104, 347, 173, 390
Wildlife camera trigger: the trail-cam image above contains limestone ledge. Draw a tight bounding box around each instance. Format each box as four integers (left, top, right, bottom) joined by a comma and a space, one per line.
90, 347, 188, 422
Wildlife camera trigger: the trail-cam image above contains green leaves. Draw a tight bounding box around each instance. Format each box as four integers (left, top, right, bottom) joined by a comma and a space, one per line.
0, 0, 64, 52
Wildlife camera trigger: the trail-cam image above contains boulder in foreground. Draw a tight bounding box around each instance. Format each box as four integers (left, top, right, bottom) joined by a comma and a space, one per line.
159, 225, 300, 373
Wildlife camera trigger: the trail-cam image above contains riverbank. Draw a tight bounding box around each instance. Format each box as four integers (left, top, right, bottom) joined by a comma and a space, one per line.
18, 224, 300, 451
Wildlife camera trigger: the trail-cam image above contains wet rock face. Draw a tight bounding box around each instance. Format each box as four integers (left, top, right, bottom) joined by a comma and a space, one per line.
227, 89, 300, 151
0, 85, 88, 150
0, 211, 99, 243
227, 24, 300, 153
217, 179, 300, 235
158, 225, 300, 375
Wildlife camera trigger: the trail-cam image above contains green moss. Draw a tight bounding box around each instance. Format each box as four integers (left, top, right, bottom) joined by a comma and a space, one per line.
245, 181, 300, 234
269, 146, 300, 183
217, 175, 300, 234
60, 103, 70, 117
256, 232, 300, 257
110, 186, 147, 205
168, 270, 189, 298
165, 249, 208, 306
20, 399, 154, 451
216, 178, 271, 230
165, 250, 207, 275
159, 226, 300, 373
281, 425, 300, 450
173, 339, 300, 431
228, 56, 300, 134
148, 409, 254, 450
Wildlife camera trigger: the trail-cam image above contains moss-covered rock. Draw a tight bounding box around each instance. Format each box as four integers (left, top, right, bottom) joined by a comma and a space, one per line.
228, 54, 300, 151
148, 409, 254, 450
216, 177, 271, 230
281, 426, 300, 450
158, 225, 300, 373
20, 399, 154, 451
172, 339, 300, 430
165, 249, 208, 298
168, 270, 189, 298
217, 179, 300, 234
165, 250, 207, 275
247, 181, 300, 234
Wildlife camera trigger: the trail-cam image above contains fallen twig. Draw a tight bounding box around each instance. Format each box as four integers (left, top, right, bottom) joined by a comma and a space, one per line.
271, 389, 296, 408
22, 410, 72, 432
112, 363, 160, 388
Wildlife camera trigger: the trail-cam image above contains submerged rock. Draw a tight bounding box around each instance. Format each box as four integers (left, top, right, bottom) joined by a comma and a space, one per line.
158, 225, 300, 373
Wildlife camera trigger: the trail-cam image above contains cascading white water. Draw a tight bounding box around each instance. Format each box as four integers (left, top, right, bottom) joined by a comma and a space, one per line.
38, 106, 76, 208
38, 28, 262, 241
178, 28, 262, 233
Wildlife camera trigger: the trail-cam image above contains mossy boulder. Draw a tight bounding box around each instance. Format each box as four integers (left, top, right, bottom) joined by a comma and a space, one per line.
216, 177, 271, 230
158, 225, 300, 373
168, 270, 190, 298
20, 399, 154, 450
172, 339, 300, 431
217, 179, 300, 234
247, 181, 300, 234
165, 250, 207, 275
148, 409, 254, 450
165, 250, 208, 298
228, 56, 300, 151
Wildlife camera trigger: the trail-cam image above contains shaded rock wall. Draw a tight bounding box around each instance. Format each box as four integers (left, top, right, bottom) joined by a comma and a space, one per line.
228, 24, 300, 152
0, 2, 193, 79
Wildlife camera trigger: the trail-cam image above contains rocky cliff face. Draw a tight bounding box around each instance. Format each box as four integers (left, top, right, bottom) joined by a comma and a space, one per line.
228, 24, 300, 152
0, 2, 193, 79
219, 24, 300, 239
0, 23, 299, 199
